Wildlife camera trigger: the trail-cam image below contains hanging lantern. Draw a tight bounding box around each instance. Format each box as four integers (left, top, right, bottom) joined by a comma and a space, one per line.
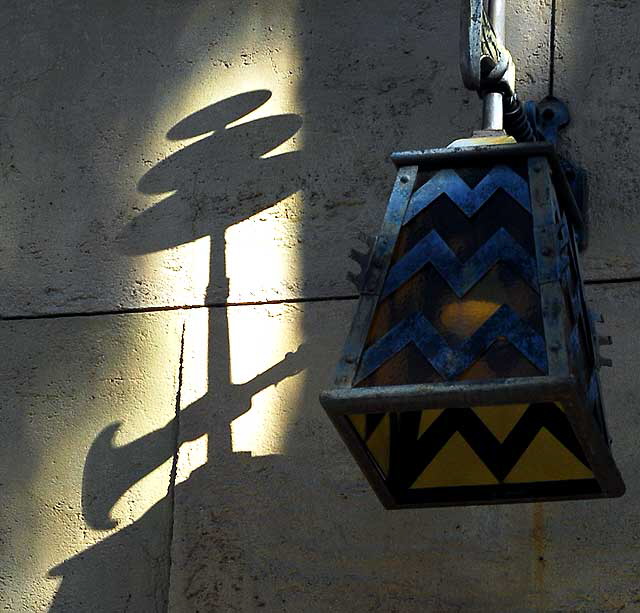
320, 1, 624, 508
320, 142, 624, 508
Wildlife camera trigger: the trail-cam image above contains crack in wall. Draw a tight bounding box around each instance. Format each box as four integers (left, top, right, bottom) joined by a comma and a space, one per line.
549, 0, 557, 96
165, 322, 186, 612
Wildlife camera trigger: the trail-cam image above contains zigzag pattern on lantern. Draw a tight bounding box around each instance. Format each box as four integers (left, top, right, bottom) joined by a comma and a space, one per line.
404, 165, 530, 224
356, 304, 547, 382
382, 228, 537, 299
396, 403, 590, 488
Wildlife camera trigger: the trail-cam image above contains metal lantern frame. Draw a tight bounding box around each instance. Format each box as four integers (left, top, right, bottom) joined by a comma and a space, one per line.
320, 142, 625, 509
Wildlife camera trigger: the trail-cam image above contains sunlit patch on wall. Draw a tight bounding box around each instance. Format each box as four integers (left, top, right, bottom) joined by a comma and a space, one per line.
225, 198, 303, 304
176, 434, 209, 484
180, 307, 209, 407
229, 304, 306, 456
183, 235, 212, 311
230, 389, 292, 457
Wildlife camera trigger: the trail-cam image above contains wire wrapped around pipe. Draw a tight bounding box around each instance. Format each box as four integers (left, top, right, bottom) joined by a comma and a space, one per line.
504, 94, 535, 142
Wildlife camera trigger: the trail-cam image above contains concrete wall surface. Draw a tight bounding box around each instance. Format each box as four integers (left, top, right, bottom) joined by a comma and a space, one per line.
1, 0, 639, 611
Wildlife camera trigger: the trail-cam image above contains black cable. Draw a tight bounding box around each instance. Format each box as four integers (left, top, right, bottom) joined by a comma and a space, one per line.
503, 94, 535, 142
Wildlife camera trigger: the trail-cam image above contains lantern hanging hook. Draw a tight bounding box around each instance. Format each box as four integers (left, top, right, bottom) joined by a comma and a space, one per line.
460, 0, 534, 141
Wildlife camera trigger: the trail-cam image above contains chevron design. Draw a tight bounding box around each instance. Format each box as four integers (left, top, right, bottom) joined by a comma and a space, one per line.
382, 228, 538, 300
404, 165, 530, 224
391, 403, 591, 489
397, 186, 537, 262
357, 304, 547, 382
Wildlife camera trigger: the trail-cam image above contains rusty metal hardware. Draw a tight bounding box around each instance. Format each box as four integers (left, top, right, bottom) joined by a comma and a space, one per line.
460, 2, 589, 247
461, 0, 522, 135
460, 0, 514, 99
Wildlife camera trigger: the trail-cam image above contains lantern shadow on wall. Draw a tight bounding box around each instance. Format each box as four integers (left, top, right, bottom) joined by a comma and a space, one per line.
48, 91, 310, 609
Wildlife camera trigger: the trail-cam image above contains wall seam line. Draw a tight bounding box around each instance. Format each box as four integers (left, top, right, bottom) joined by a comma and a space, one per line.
0, 294, 361, 321
4, 275, 640, 322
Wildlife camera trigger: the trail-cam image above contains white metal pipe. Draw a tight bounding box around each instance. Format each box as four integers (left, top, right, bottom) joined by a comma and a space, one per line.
482, 0, 507, 130
483, 92, 504, 130
488, 0, 506, 45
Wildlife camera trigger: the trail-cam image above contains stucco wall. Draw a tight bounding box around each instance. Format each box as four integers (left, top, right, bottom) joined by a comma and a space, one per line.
1, 1, 639, 611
